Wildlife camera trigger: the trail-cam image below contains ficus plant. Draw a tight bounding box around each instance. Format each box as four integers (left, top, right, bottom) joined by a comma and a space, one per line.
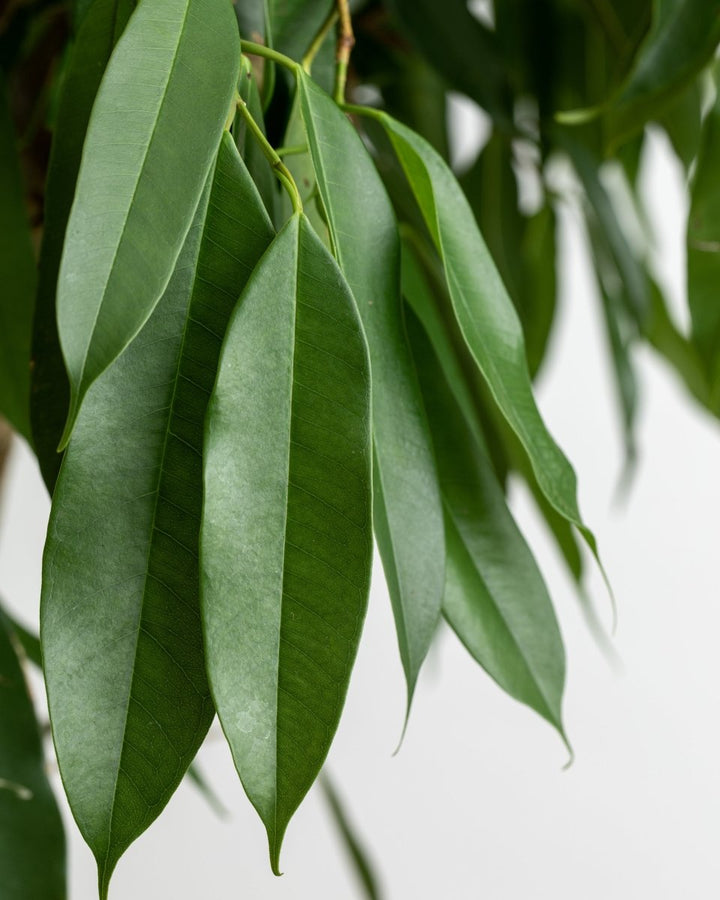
1, 0, 720, 896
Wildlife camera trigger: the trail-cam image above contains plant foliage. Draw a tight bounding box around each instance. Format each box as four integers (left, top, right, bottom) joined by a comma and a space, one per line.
1, 0, 719, 895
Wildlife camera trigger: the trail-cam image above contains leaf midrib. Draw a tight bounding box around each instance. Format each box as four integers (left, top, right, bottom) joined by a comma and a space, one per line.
101, 169, 208, 876
75, 0, 194, 402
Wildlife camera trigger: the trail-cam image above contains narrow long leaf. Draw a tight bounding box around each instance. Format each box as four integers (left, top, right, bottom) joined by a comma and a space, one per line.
372, 110, 595, 551
298, 73, 444, 705
31, 0, 135, 490
56, 0, 240, 447
201, 213, 372, 874
605, 0, 720, 146
406, 310, 568, 742
0, 615, 65, 900
321, 774, 383, 900
0, 74, 36, 441
688, 72, 720, 401
42, 135, 274, 896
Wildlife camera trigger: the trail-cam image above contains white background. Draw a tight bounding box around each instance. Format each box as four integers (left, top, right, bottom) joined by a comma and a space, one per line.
2, 128, 720, 898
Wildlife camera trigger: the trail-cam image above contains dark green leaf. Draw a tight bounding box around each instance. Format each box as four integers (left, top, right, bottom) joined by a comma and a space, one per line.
400, 232, 583, 586
56, 0, 240, 448
201, 213, 372, 874
374, 110, 595, 551
0, 615, 65, 900
186, 763, 228, 819
321, 774, 383, 900
0, 607, 42, 669
31, 0, 136, 490
269, 0, 333, 62
688, 73, 720, 402
237, 56, 278, 224
405, 309, 567, 742
386, 0, 512, 125
605, 0, 720, 147
298, 73, 444, 704
42, 134, 274, 896
660, 78, 703, 171
0, 73, 36, 442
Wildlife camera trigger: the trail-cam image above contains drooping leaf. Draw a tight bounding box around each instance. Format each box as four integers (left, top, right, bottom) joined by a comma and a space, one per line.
660, 78, 703, 171
201, 213, 372, 874
56, 0, 240, 448
605, 0, 720, 147
400, 232, 584, 586
236, 56, 278, 224
405, 309, 568, 742
688, 73, 720, 402
370, 109, 595, 550
386, 0, 512, 125
0, 606, 42, 669
31, 0, 136, 490
321, 774, 383, 900
461, 133, 558, 377
42, 135, 275, 897
298, 73, 444, 705
0, 614, 65, 900
0, 73, 36, 442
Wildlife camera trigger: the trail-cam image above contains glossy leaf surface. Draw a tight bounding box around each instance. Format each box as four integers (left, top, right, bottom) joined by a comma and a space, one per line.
43, 135, 274, 896
56, 0, 240, 446
0, 74, 36, 441
299, 73, 444, 703
31, 0, 135, 489
0, 615, 65, 900
406, 310, 567, 740
376, 111, 593, 546
202, 213, 372, 873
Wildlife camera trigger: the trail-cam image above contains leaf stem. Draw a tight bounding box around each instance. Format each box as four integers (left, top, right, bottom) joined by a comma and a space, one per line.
240, 40, 300, 75
235, 98, 303, 214
302, 7, 339, 73
333, 0, 355, 104
276, 144, 309, 158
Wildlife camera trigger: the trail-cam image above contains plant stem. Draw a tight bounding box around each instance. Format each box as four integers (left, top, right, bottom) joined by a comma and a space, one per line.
276, 144, 309, 158
333, 0, 355, 104
235, 98, 303, 214
303, 7, 339, 73
240, 40, 300, 75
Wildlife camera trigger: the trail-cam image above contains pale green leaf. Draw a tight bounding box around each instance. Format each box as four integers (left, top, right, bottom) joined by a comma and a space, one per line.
31, 0, 135, 490
56, 0, 240, 447
201, 213, 372, 874
298, 73, 444, 705
42, 134, 274, 896
406, 310, 567, 742
0, 73, 36, 442
372, 110, 595, 551
0, 615, 65, 900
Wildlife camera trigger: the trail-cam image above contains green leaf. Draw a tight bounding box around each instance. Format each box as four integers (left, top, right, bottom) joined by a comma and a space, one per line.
688, 73, 720, 401
42, 134, 274, 896
0, 607, 42, 669
405, 309, 568, 743
0, 615, 66, 900
56, 0, 240, 448
269, 0, 333, 62
236, 56, 278, 224
0, 73, 36, 442
201, 213, 372, 874
31, 0, 136, 491
386, 0, 512, 125
321, 774, 383, 900
660, 78, 703, 171
605, 0, 720, 147
298, 73, 444, 704
400, 230, 584, 587
372, 110, 595, 551
461, 133, 558, 377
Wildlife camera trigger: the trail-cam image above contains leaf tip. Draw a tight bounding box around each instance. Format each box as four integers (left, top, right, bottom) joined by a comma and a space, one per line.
56, 393, 80, 452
